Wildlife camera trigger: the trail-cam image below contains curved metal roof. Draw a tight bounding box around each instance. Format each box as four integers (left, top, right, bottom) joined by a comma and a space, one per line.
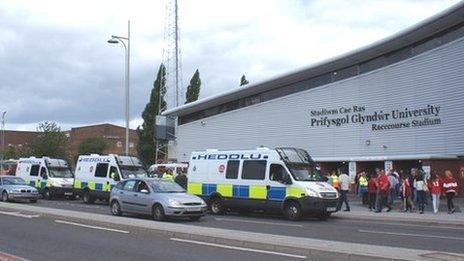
164, 1, 464, 117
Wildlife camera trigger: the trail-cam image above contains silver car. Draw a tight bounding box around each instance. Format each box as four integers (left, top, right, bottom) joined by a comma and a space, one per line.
0, 176, 39, 203
109, 178, 207, 221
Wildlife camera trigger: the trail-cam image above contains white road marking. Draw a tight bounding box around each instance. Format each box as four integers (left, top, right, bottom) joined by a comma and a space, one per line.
170, 238, 307, 259
358, 230, 464, 241
0, 210, 40, 219
214, 217, 303, 227
0, 249, 29, 261
55, 220, 130, 234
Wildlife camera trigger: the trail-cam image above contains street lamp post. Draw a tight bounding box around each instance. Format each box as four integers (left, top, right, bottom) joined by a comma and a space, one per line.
0, 111, 6, 174
108, 20, 131, 156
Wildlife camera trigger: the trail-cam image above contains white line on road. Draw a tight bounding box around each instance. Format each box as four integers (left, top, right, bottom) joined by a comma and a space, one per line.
0, 249, 29, 261
170, 238, 307, 259
348, 219, 464, 230
55, 220, 130, 234
214, 217, 303, 227
358, 229, 464, 241
0, 210, 40, 219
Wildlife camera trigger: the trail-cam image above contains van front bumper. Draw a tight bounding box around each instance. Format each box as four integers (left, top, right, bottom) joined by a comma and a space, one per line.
297, 196, 339, 214
49, 187, 74, 197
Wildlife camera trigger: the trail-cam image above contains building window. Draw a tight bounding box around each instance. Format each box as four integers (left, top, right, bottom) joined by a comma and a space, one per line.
117, 141, 123, 148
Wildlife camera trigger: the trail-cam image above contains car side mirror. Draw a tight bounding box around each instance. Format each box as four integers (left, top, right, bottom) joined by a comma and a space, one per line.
140, 189, 149, 194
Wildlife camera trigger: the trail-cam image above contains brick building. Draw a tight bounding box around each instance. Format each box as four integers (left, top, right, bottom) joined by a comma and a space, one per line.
68, 123, 138, 161
1, 123, 139, 162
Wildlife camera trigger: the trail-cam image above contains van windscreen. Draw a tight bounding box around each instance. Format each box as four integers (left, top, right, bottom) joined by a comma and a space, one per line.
49, 167, 74, 178
120, 166, 148, 179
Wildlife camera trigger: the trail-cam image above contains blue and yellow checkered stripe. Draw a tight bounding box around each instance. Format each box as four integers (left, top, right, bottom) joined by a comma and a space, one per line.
73, 180, 114, 192
187, 183, 306, 201
26, 179, 52, 189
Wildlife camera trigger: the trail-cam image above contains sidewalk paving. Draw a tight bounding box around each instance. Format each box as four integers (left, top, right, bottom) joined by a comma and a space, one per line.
333, 195, 464, 226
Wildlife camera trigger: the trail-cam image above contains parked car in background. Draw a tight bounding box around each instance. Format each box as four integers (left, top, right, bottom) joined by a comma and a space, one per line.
0, 160, 17, 176
109, 178, 207, 221
0, 176, 39, 203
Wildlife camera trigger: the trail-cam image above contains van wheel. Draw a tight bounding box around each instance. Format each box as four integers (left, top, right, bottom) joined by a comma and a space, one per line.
82, 191, 95, 204
153, 204, 166, 221
43, 188, 52, 200
2, 191, 9, 202
209, 197, 225, 215
30, 199, 37, 203
110, 201, 122, 216
284, 201, 302, 221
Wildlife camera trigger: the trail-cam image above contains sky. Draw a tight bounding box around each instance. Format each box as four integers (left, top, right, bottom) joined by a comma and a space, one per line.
0, 0, 461, 131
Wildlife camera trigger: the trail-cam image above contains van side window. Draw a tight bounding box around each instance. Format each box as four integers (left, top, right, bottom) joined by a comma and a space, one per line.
95, 163, 109, 178
225, 160, 240, 179
242, 160, 266, 180
109, 166, 120, 181
30, 165, 40, 176
40, 167, 48, 179
270, 164, 286, 182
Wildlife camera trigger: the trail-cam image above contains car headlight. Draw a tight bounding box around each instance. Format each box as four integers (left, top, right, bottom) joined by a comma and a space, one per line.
168, 199, 183, 207
306, 188, 320, 198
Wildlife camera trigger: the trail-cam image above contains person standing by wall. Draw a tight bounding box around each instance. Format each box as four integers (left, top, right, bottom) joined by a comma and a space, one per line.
428, 171, 443, 214
388, 170, 399, 206
414, 174, 427, 214
368, 173, 378, 211
358, 172, 369, 205
337, 171, 351, 212
401, 174, 414, 212
443, 170, 458, 214
376, 170, 391, 213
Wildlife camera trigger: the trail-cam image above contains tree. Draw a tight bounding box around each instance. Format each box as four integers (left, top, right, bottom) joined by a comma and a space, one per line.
78, 137, 108, 155
28, 121, 68, 159
185, 69, 201, 104
4, 146, 23, 159
137, 64, 167, 165
240, 74, 249, 86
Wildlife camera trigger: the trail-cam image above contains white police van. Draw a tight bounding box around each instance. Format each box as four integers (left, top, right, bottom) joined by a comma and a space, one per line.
16, 157, 74, 199
187, 147, 339, 220
74, 154, 148, 204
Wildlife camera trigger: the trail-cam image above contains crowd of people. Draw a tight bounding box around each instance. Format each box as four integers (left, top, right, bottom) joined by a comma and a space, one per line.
327, 168, 459, 214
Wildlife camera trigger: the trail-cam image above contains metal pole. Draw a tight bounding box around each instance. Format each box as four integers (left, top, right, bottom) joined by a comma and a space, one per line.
0, 111, 6, 174
174, 0, 179, 107
125, 20, 130, 156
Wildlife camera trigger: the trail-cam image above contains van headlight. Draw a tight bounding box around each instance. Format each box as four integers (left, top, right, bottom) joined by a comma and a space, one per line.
51, 180, 63, 187
306, 188, 320, 198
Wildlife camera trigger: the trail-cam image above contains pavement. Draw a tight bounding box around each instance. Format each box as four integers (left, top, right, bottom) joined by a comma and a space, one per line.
2, 201, 464, 260
334, 195, 464, 226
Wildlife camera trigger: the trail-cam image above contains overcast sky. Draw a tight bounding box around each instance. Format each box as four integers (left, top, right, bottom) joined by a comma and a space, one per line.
0, 0, 460, 131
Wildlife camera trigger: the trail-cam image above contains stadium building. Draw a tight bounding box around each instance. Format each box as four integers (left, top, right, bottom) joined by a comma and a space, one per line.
164, 3, 464, 192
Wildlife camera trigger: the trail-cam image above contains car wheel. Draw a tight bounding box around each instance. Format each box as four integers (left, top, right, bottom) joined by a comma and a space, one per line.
43, 188, 52, 200
30, 199, 38, 203
110, 200, 122, 216
189, 216, 201, 221
82, 190, 95, 204
284, 201, 302, 221
2, 191, 9, 202
209, 197, 225, 215
152, 204, 166, 221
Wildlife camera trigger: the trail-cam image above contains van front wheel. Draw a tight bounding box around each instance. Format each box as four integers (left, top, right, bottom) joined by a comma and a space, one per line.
82, 190, 95, 204
284, 201, 302, 221
209, 197, 225, 215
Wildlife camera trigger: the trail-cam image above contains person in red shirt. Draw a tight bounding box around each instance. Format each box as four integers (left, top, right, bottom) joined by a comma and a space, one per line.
367, 173, 378, 211
401, 174, 414, 212
375, 170, 391, 213
428, 171, 443, 214
443, 170, 458, 214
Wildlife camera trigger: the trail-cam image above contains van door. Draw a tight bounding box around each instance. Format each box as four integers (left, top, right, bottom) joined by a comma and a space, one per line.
266, 163, 289, 210
107, 166, 120, 193
39, 166, 49, 190
240, 160, 267, 210
29, 164, 40, 189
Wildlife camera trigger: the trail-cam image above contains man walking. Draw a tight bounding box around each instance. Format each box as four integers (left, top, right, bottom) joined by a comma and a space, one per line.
337, 170, 350, 212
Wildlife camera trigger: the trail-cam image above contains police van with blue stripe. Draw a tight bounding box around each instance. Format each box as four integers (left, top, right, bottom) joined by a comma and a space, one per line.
16, 157, 74, 199
74, 154, 148, 204
187, 147, 339, 220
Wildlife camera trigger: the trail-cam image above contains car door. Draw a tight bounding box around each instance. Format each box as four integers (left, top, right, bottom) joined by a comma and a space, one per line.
266, 163, 289, 210
119, 180, 137, 213
131, 180, 153, 214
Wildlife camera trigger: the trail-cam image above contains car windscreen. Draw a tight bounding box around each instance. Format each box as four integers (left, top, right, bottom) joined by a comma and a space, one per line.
48, 167, 74, 178
120, 166, 148, 179
149, 180, 185, 193
2, 177, 26, 185
288, 164, 325, 182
